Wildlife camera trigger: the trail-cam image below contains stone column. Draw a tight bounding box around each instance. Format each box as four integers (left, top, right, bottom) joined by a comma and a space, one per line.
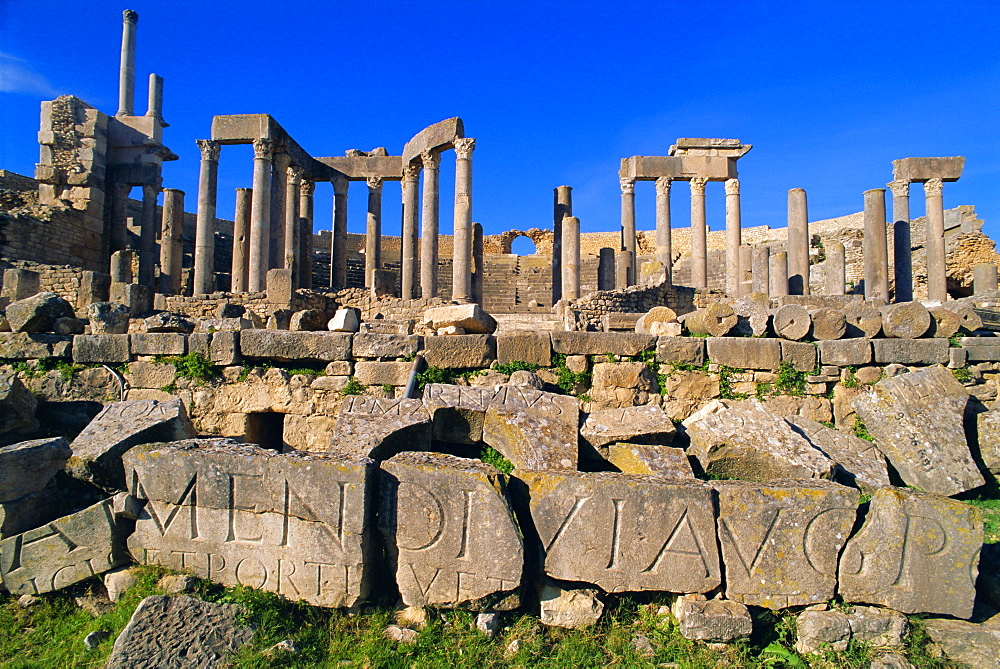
231, 188, 252, 293
400, 163, 420, 299
110, 250, 133, 284
689, 177, 708, 288
472, 222, 484, 305
193, 139, 220, 295
146, 73, 163, 121
116, 9, 138, 117
452, 138, 475, 302
269, 149, 290, 270
553, 185, 572, 301
826, 241, 846, 296
615, 250, 631, 289
138, 179, 161, 290
655, 177, 672, 284
769, 251, 789, 297
725, 178, 741, 296
109, 182, 131, 255
752, 246, 770, 295
365, 176, 383, 288
298, 179, 314, 289
598, 248, 616, 291
248, 138, 274, 292
974, 263, 999, 295
283, 166, 302, 286
924, 178, 948, 302
787, 188, 810, 295
159, 188, 184, 294
419, 150, 441, 298
888, 179, 912, 302
561, 215, 581, 300
738, 244, 752, 296
863, 188, 889, 301
620, 178, 636, 286
330, 176, 349, 290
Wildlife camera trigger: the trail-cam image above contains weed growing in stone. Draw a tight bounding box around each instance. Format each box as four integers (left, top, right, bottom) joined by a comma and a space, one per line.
480, 445, 514, 474
852, 417, 874, 443
952, 367, 974, 383
157, 352, 217, 385
493, 360, 540, 375
775, 362, 806, 396
842, 366, 860, 389
551, 353, 591, 395
340, 377, 366, 395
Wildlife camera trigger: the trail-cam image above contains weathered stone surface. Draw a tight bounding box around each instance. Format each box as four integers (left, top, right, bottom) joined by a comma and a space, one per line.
0, 437, 70, 502
328, 308, 360, 332
195, 317, 250, 333
842, 302, 883, 338
106, 595, 254, 669
880, 301, 930, 339
606, 443, 694, 478
125, 439, 374, 608
352, 334, 420, 359
818, 338, 872, 367
656, 336, 705, 366
580, 406, 676, 450
289, 309, 328, 331
0, 487, 68, 539
143, 312, 195, 334
939, 300, 983, 333
786, 417, 890, 492
209, 330, 240, 366
5, 292, 73, 333
240, 329, 352, 362
635, 306, 678, 334
0, 332, 71, 359
359, 319, 412, 335
921, 615, 1000, 668
87, 302, 130, 335
353, 361, 412, 386
0, 497, 128, 595
706, 337, 780, 370
809, 307, 847, 341
839, 487, 982, 618
423, 334, 496, 368
496, 332, 551, 367
0, 371, 38, 443
538, 579, 604, 629
761, 395, 833, 423
72, 334, 130, 363
713, 479, 858, 609
660, 370, 720, 421
795, 610, 851, 653
424, 303, 497, 334
508, 370, 543, 389
590, 362, 658, 409
129, 333, 186, 356
480, 390, 578, 470
671, 596, 752, 642
332, 396, 430, 458
685, 304, 736, 337
871, 338, 949, 364
961, 337, 1000, 362
687, 399, 836, 481
379, 452, 522, 608
852, 365, 984, 495
68, 398, 196, 490
845, 606, 908, 646
52, 317, 85, 335
779, 340, 817, 373
730, 297, 770, 337
927, 306, 960, 338
520, 470, 721, 593
773, 304, 811, 341
550, 332, 656, 356
978, 408, 1000, 477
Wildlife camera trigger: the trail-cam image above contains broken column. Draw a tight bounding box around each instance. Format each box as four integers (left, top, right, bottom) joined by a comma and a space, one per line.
561, 215, 581, 299
472, 222, 484, 304
863, 188, 889, 301
116, 9, 138, 117
364, 177, 382, 288
752, 246, 769, 295
975, 263, 999, 294
283, 166, 302, 285
787, 188, 809, 295
401, 163, 420, 299
420, 150, 441, 298
145, 73, 162, 121
826, 240, 846, 295
725, 178, 741, 296
924, 178, 947, 302
620, 178, 636, 286
770, 251, 789, 297
110, 250, 133, 284
655, 177, 672, 284
231, 188, 251, 293
330, 175, 349, 290
690, 177, 708, 288
298, 179, 314, 289
598, 248, 616, 291
452, 138, 475, 302
248, 138, 273, 292
159, 188, 184, 294
552, 185, 572, 301
138, 180, 161, 290
193, 140, 220, 295
888, 179, 913, 302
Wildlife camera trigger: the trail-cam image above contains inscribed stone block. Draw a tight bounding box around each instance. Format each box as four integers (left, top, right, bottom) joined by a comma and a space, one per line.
786, 416, 890, 492
606, 443, 694, 479
580, 406, 676, 451
332, 396, 430, 458
706, 337, 780, 371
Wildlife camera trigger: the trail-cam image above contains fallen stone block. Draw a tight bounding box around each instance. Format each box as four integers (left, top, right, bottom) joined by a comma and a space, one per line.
289, 309, 327, 331
671, 596, 752, 642
125, 439, 374, 608
87, 302, 129, 335
71, 334, 130, 363
423, 334, 496, 368
978, 408, 1000, 478
495, 332, 551, 367
921, 615, 1000, 668
961, 336, 1000, 362
880, 301, 930, 338
0, 487, 69, 539
240, 329, 352, 362
795, 610, 851, 653
0, 371, 38, 444
423, 303, 497, 334
129, 333, 186, 356
520, 470, 721, 594
635, 306, 678, 334
713, 479, 858, 609
580, 405, 676, 451
843, 302, 883, 338
871, 338, 948, 364
761, 395, 833, 424
685, 304, 737, 337
606, 443, 694, 478
927, 306, 960, 338
53, 317, 85, 335
379, 452, 522, 609
5, 292, 74, 333
537, 579, 604, 629
332, 396, 430, 458
851, 365, 984, 496
328, 308, 360, 332
773, 304, 811, 341
551, 332, 656, 356
0, 332, 71, 359
0, 437, 71, 502
809, 307, 847, 341
143, 312, 195, 334
786, 416, 890, 492
706, 337, 780, 371
846, 606, 908, 647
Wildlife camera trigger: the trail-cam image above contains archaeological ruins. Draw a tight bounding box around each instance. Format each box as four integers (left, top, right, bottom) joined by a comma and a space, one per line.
2, 8, 1000, 665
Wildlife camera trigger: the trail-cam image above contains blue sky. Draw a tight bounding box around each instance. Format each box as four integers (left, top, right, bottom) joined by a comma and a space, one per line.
1, 0, 998, 249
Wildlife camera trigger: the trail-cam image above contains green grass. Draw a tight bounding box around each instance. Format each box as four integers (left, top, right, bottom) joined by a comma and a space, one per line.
156, 352, 217, 385
414, 365, 487, 391
480, 445, 514, 474
774, 362, 806, 396
852, 417, 874, 443
493, 360, 541, 376
340, 377, 366, 396
551, 353, 591, 395
717, 365, 748, 400
951, 367, 974, 383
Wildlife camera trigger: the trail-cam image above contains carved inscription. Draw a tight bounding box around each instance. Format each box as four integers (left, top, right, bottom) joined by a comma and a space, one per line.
522, 471, 721, 594
332, 397, 430, 458
423, 384, 576, 422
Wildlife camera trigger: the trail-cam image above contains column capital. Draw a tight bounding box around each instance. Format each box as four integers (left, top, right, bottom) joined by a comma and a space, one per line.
690, 176, 707, 195
299, 179, 314, 197
887, 179, 910, 198
420, 150, 441, 170
454, 137, 476, 159
725, 178, 740, 196
620, 178, 635, 195
333, 175, 349, 195
123, 9, 138, 23
251, 138, 274, 161
196, 139, 221, 161
141, 180, 161, 198
366, 176, 384, 192
924, 177, 944, 197
403, 162, 421, 182
286, 165, 303, 186
655, 176, 672, 195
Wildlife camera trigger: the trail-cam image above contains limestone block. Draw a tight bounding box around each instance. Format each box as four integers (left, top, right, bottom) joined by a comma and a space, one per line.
124, 361, 176, 389
635, 306, 678, 334
495, 332, 552, 367
773, 304, 811, 341
423, 303, 497, 334
53, 317, 85, 335
125, 439, 374, 607
706, 337, 780, 371
795, 610, 851, 653
129, 333, 186, 356
239, 330, 352, 362
0, 371, 38, 442
282, 413, 338, 453
266, 268, 293, 304
809, 307, 847, 341
538, 579, 604, 629
843, 302, 883, 338
423, 334, 496, 368
359, 319, 413, 335
1, 269, 39, 304
354, 362, 412, 386
352, 334, 421, 359
786, 416, 890, 492
106, 595, 254, 668
550, 332, 656, 356
871, 338, 948, 364
332, 395, 430, 459
509, 370, 543, 389
0, 498, 128, 595
87, 302, 129, 334
580, 406, 676, 451
0, 437, 71, 502
685, 304, 737, 337
71, 334, 130, 363
780, 341, 818, 373
659, 370, 720, 420
846, 606, 908, 647
927, 306, 960, 338
68, 398, 196, 490
818, 339, 872, 367
879, 301, 930, 339
978, 409, 1000, 477
656, 336, 705, 366
5, 292, 74, 334
921, 616, 1000, 667
589, 362, 657, 409
671, 596, 752, 642
328, 308, 360, 332
713, 479, 857, 608
0, 487, 68, 539
852, 366, 983, 495
761, 395, 833, 423
0, 332, 70, 359
267, 309, 292, 330
520, 470, 721, 594
730, 297, 770, 337
143, 312, 195, 334
961, 337, 1000, 362
839, 487, 982, 618
379, 453, 522, 609
606, 443, 694, 479
686, 399, 836, 481
650, 321, 682, 336
195, 317, 251, 332
209, 330, 241, 366
287, 309, 325, 332
188, 332, 211, 358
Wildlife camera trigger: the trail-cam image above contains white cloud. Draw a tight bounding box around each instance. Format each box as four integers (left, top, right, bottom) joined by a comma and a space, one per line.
0, 51, 59, 97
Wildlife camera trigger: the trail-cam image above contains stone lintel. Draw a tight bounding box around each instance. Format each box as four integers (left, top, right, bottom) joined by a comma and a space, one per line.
892, 157, 965, 183
210, 114, 337, 182
402, 117, 465, 165
315, 155, 404, 180
620, 155, 736, 181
